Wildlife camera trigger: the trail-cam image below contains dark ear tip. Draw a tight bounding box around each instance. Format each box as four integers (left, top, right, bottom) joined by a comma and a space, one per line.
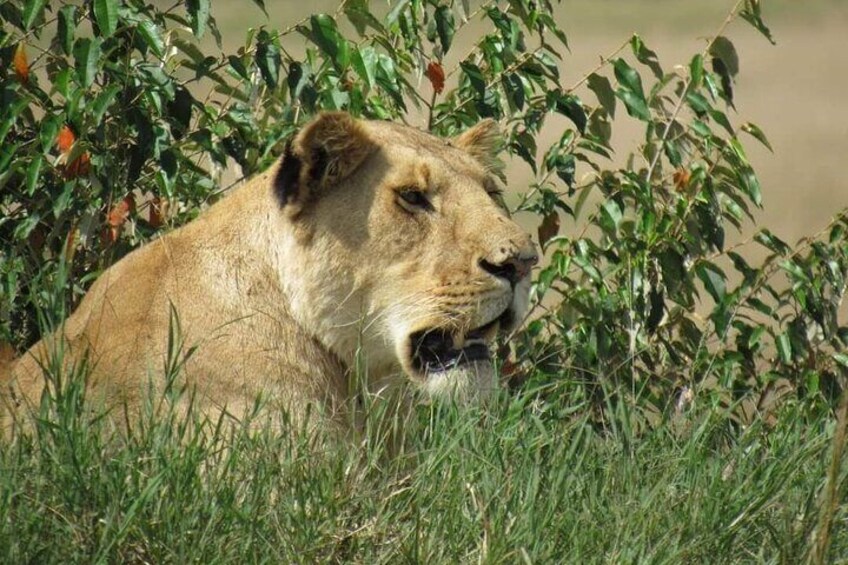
273, 141, 302, 208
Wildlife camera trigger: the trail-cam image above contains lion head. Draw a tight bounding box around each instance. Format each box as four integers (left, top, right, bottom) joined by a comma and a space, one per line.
271, 113, 537, 400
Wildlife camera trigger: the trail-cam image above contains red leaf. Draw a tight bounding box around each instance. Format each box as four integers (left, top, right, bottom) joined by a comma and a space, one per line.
425, 61, 445, 95
13, 43, 28, 83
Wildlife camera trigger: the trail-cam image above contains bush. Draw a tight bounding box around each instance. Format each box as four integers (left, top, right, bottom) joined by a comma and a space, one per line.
1, 0, 846, 422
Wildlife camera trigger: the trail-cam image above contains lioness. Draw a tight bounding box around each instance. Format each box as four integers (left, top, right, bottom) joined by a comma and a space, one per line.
1, 112, 537, 432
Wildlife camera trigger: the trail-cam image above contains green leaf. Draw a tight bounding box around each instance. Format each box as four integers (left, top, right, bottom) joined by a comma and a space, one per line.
599, 199, 622, 235
187, 0, 210, 39
39, 114, 61, 154
22, 0, 48, 30
709, 108, 734, 135
309, 14, 350, 69
573, 255, 602, 284
510, 130, 537, 174
227, 55, 249, 80
615, 88, 650, 121
741, 122, 773, 152
613, 58, 646, 99
91, 84, 122, 123
630, 35, 662, 78
737, 167, 762, 207
685, 91, 711, 115
587, 73, 616, 118
696, 262, 726, 302
503, 74, 526, 111
690, 120, 711, 137
25, 155, 43, 196
776, 332, 791, 363
689, 54, 703, 87
251, 0, 268, 17
547, 91, 586, 134
93, 0, 118, 37
57, 6, 76, 55
551, 153, 575, 187
747, 325, 766, 348
137, 18, 165, 58
13, 212, 41, 241
460, 62, 486, 95
780, 260, 810, 283
73, 37, 102, 88
386, 0, 411, 25
833, 353, 848, 369
344, 0, 383, 35
170, 36, 201, 63
709, 36, 739, 77
533, 51, 560, 80
53, 182, 74, 217
287, 61, 307, 97
740, 1, 775, 45
754, 229, 791, 255
352, 46, 378, 89
374, 53, 405, 111
434, 6, 455, 52
256, 30, 281, 88
613, 58, 650, 121
167, 86, 194, 139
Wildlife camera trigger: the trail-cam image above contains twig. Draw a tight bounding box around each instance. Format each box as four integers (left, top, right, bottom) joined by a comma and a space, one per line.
565, 37, 631, 94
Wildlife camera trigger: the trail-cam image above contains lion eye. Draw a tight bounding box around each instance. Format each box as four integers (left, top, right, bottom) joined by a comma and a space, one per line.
397, 189, 432, 212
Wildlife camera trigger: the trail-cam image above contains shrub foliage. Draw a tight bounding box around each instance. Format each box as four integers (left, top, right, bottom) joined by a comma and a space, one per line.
1, 0, 846, 419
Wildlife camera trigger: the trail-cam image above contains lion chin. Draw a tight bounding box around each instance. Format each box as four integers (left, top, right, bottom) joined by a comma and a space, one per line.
2, 111, 537, 434
404, 293, 524, 401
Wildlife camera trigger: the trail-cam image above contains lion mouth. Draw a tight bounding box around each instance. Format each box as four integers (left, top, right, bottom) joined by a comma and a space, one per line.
409, 308, 514, 375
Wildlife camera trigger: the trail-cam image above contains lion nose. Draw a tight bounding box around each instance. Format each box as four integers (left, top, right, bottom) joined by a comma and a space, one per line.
479, 249, 539, 286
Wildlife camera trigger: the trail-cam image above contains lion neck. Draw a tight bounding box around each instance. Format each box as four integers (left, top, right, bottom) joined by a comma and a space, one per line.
215, 176, 400, 394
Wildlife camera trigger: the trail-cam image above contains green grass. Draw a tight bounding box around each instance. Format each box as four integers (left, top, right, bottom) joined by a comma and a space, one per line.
1, 373, 844, 563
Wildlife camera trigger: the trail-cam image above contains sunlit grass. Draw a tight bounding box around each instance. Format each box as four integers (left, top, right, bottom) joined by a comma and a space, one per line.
1, 360, 844, 562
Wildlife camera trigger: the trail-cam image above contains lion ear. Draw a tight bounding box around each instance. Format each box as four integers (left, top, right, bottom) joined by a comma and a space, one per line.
274, 112, 376, 215
452, 119, 504, 174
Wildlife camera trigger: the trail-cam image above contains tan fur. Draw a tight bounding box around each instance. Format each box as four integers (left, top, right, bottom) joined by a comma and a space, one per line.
1, 113, 536, 435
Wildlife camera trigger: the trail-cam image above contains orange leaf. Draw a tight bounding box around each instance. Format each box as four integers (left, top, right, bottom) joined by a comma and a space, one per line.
425, 62, 445, 95
673, 168, 692, 192
537, 211, 560, 249
13, 43, 29, 83
103, 195, 135, 245
56, 125, 76, 154
107, 194, 135, 231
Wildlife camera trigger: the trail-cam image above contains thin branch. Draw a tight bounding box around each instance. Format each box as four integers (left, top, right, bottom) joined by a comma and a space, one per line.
644, 0, 747, 199
565, 37, 631, 94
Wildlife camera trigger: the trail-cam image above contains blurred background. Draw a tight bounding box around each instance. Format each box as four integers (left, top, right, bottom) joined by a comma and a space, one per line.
208, 0, 848, 247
